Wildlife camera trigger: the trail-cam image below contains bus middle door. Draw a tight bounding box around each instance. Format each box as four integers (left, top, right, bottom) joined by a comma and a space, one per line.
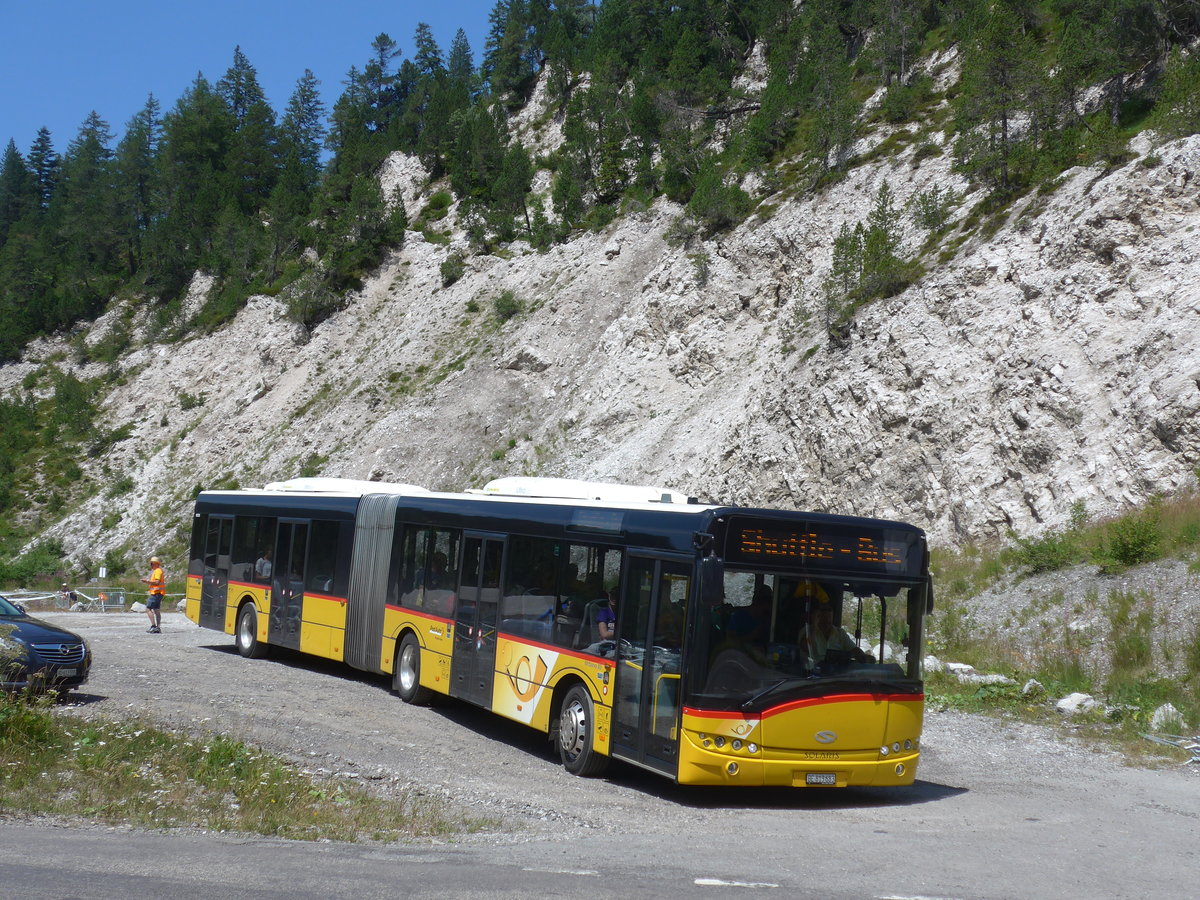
268, 520, 308, 651
611, 555, 692, 776
450, 533, 504, 708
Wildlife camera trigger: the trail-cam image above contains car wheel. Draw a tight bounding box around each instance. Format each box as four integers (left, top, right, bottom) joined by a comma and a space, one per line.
236, 605, 268, 659
394, 633, 432, 705
558, 684, 609, 777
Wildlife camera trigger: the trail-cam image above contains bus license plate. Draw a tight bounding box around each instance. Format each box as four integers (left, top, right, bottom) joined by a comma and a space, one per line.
58, 668, 76, 677
806, 773, 837, 785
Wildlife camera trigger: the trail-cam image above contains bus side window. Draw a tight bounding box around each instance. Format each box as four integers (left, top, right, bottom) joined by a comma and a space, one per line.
424, 528, 460, 616
232, 516, 275, 583
306, 520, 341, 593
396, 526, 430, 609
189, 514, 207, 577
502, 535, 558, 640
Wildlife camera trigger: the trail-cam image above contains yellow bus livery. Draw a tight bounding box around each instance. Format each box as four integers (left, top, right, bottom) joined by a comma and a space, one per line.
187, 476, 933, 786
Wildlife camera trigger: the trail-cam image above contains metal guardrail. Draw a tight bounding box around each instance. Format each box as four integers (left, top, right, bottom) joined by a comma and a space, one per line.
3, 587, 186, 612
1143, 733, 1200, 763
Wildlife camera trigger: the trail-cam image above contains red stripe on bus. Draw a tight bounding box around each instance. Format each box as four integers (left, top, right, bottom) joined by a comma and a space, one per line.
304, 591, 347, 604
381, 605, 616, 667
683, 693, 924, 721
384, 604, 452, 625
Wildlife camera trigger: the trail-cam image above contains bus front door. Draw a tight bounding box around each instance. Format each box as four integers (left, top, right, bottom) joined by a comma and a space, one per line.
450, 534, 504, 708
268, 520, 308, 651
199, 516, 232, 631
611, 556, 691, 776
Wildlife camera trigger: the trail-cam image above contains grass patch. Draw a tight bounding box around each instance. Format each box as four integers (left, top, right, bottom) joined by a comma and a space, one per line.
926, 486, 1200, 764
0, 693, 493, 841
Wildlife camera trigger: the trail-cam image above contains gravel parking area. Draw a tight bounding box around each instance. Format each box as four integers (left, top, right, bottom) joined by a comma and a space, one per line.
33, 610, 1200, 898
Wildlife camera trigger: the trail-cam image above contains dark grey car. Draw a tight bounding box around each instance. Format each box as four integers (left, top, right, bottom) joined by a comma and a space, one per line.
0, 594, 92, 692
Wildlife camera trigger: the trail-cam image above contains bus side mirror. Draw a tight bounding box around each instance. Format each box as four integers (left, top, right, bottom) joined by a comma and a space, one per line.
700, 556, 724, 606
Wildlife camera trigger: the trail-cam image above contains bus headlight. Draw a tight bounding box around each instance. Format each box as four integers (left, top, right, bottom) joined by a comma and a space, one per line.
747, 743, 758, 754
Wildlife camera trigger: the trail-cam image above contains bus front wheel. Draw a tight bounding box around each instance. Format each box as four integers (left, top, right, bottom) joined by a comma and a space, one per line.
394, 633, 432, 705
236, 605, 268, 659
558, 684, 609, 777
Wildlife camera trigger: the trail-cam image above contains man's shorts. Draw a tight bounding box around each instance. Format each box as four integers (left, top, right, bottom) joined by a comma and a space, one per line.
146, 594, 163, 610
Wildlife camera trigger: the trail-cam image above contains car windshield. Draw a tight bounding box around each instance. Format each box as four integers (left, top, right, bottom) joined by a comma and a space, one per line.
684, 570, 925, 713
0, 596, 24, 616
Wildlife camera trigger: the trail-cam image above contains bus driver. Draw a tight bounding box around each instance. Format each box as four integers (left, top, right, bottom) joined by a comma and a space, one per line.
796, 582, 867, 666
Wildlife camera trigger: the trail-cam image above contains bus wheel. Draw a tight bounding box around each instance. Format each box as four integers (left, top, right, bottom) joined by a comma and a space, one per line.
394, 633, 432, 705
558, 684, 609, 777
236, 605, 268, 659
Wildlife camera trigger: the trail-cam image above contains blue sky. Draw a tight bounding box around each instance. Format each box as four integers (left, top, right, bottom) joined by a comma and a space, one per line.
0, 0, 494, 154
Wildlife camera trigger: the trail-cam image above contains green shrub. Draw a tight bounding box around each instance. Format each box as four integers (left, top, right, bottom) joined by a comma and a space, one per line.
1013, 528, 1080, 575
1101, 508, 1162, 569
420, 191, 453, 222
107, 476, 136, 498
440, 252, 466, 287
493, 290, 523, 322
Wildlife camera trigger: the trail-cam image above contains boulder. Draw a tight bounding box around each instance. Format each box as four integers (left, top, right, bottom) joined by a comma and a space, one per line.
1150, 703, 1185, 732
1055, 692, 1100, 716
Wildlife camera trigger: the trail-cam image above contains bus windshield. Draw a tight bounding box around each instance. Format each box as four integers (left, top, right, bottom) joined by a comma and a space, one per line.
685, 569, 925, 714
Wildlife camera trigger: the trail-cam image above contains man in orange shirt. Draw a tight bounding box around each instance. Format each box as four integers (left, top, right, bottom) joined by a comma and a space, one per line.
141, 555, 166, 633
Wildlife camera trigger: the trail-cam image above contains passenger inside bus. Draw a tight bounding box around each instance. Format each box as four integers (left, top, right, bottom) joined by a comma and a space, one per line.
596, 588, 617, 640
255, 548, 273, 582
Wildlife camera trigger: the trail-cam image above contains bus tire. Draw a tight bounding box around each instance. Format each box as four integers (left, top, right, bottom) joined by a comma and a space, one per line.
558, 684, 609, 777
394, 633, 432, 705
236, 604, 268, 659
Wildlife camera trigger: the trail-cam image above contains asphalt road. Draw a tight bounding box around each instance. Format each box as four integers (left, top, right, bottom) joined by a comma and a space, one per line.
2, 611, 1198, 899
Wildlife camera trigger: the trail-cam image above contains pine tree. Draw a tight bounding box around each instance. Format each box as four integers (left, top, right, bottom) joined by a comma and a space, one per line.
218, 48, 278, 214
492, 142, 535, 239
151, 74, 235, 298
114, 95, 162, 274
57, 111, 120, 308
448, 29, 475, 82
26, 127, 60, 212
1150, 45, 1200, 139
870, 0, 922, 86
279, 70, 326, 194
804, 3, 858, 170
955, 2, 1040, 189
364, 34, 401, 136
0, 139, 34, 243
413, 23, 445, 77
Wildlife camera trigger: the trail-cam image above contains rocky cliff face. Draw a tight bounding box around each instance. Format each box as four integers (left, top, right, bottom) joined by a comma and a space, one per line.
3, 97, 1199, 565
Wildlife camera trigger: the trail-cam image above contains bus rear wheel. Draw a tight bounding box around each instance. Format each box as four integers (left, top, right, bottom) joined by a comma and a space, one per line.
558, 684, 609, 777
394, 633, 432, 705
236, 605, 268, 659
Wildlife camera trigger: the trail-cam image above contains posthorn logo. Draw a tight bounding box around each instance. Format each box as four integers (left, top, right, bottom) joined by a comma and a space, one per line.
815, 731, 838, 744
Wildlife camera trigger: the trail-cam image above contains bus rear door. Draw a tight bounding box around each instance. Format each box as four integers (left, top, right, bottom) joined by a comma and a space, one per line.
611, 555, 691, 776
450, 533, 505, 708
199, 515, 233, 632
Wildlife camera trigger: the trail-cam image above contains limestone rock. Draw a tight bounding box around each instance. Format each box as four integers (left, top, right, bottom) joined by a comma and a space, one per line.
1055, 693, 1100, 716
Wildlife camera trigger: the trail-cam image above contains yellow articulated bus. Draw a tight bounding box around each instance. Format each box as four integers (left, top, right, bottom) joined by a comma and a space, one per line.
186, 476, 933, 786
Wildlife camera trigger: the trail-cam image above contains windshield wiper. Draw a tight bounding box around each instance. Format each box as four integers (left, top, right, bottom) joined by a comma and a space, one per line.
740, 677, 808, 711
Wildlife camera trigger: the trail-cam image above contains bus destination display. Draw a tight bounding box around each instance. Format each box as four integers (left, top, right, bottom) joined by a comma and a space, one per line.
727, 522, 916, 573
